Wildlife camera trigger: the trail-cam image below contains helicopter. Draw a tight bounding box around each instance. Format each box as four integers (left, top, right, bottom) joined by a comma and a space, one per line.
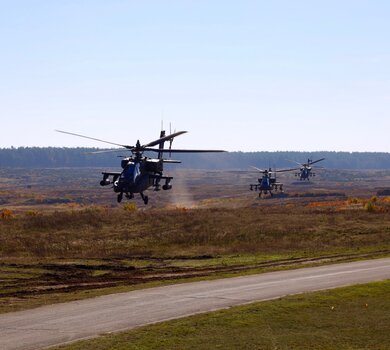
287, 158, 325, 181
249, 166, 294, 197
56, 128, 225, 204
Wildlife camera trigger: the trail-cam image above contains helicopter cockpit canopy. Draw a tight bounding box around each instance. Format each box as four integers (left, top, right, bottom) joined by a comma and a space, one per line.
121, 162, 141, 183
261, 175, 270, 187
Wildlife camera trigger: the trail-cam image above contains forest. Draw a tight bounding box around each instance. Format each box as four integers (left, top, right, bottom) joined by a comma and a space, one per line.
1, 147, 390, 169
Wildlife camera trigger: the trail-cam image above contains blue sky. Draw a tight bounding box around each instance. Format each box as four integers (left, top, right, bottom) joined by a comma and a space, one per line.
0, 1, 389, 151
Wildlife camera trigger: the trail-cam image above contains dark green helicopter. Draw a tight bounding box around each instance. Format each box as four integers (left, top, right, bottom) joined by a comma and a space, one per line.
56, 129, 225, 204
249, 166, 294, 197
287, 158, 325, 181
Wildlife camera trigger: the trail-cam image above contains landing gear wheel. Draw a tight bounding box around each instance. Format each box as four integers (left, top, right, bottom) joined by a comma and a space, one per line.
140, 192, 149, 205
117, 193, 123, 203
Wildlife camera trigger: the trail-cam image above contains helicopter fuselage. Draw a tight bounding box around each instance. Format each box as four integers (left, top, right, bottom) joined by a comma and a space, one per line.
290, 158, 325, 181
113, 170, 151, 195
101, 157, 173, 204
114, 160, 155, 193
297, 166, 313, 180
250, 173, 283, 196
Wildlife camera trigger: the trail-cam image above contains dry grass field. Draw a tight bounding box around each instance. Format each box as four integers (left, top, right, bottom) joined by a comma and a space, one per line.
1, 168, 390, 313
2, 167, 390, 210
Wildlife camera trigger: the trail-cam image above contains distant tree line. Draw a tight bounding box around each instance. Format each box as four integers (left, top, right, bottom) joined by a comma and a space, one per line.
1, 147, 390, 170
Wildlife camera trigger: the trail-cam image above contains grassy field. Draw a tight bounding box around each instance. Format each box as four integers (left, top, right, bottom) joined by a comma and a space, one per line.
2, 168, 390, 211
1, 200, 390, 314
50, 280, 390, 350
2, 200, 390, 259
1, 168, 390, 314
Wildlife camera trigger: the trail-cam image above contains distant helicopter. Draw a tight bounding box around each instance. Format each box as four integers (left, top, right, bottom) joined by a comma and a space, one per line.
56, 129, 225, 204
249, 166, 294, 197
287, 158, 325, 181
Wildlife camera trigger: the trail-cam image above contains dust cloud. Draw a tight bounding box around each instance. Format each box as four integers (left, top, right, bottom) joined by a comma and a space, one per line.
169, 173, 196, 209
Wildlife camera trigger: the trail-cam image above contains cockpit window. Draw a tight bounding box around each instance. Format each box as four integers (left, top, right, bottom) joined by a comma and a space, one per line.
121, 162, 140, 182
261, 176, 269, 187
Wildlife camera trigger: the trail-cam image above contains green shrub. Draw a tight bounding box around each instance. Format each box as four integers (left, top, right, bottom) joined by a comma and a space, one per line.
365, 201, 375, 212
123, 203, 137, 212
25, 210, 41, 217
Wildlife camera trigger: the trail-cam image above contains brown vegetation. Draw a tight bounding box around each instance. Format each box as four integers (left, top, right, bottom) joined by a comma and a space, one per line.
0, 209, 14, 220
1, 203, 390, 259
1, 202, 390, 314
1, 168, 390, 313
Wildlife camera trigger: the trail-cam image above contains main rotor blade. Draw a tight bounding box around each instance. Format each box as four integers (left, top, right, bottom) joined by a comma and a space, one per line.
309, 158, 325, 165
56, 130, 132, 149
274, 168, 299, 173
250, 166, 265, 172
162, 159, 182, 164
142, 131, 188, 148
87, 149, 126, 154
144, 148, 226, 153
286, 159, 303, 166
